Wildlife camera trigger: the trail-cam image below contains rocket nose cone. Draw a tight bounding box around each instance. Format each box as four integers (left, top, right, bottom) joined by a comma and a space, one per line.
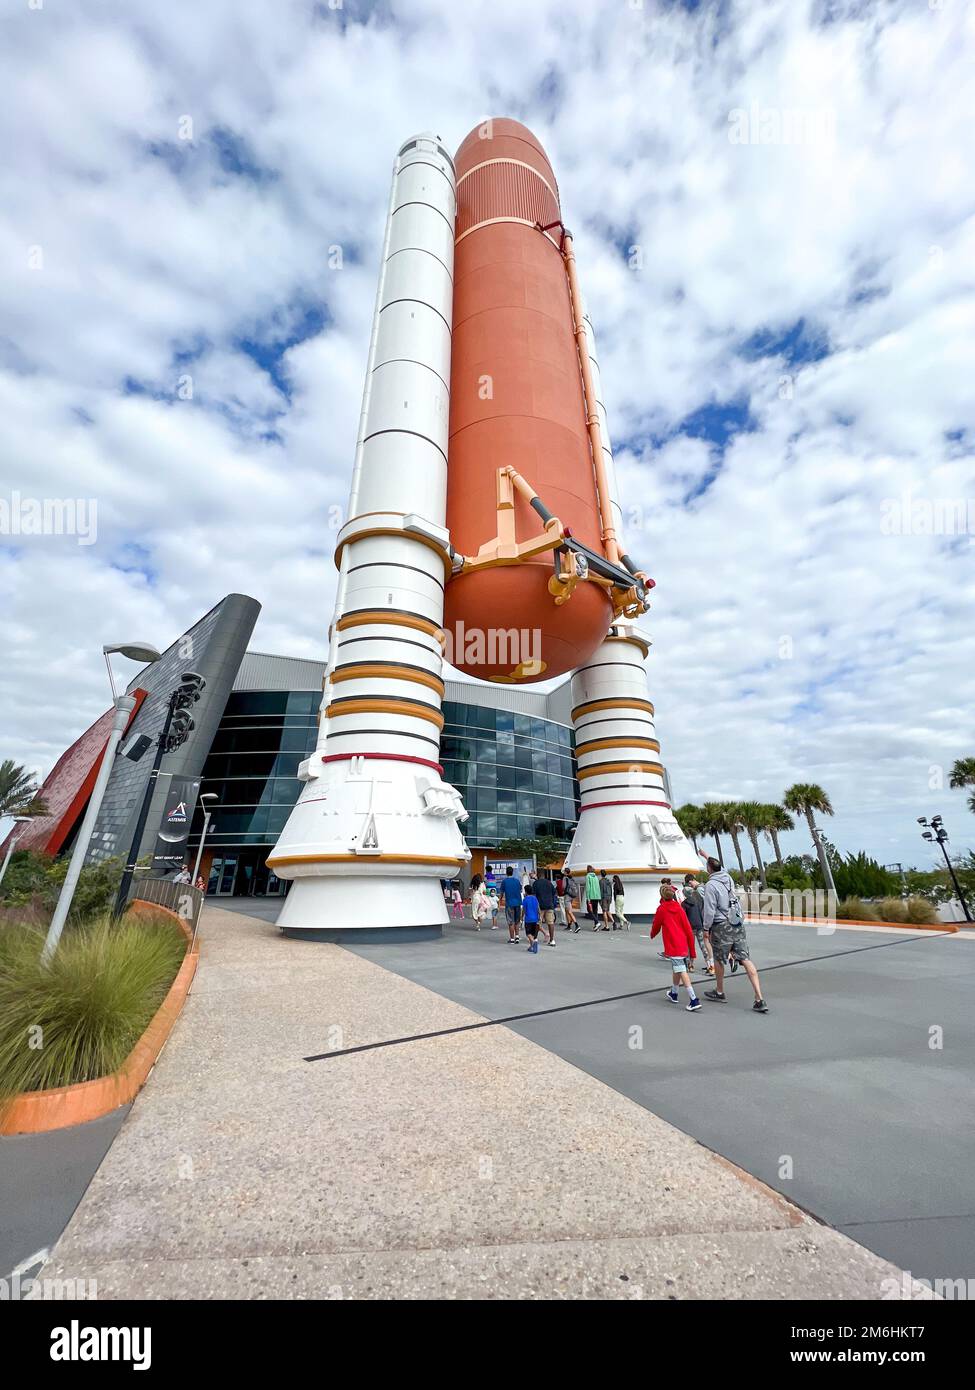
454, 117, 557, 189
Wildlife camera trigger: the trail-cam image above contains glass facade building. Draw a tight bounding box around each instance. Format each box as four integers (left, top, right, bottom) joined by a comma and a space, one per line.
197, 687, 319, 897
439, 701, 579, 849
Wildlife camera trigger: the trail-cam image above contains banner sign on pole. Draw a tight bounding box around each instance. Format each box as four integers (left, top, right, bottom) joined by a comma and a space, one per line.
151, 775, 201, 876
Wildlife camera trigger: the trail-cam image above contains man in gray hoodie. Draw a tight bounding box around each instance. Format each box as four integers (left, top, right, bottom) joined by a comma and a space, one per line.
701, 857, 769, 1012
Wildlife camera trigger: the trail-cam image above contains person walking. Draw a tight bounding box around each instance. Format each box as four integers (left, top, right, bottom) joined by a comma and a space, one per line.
533, 871, 559, 946
470, 874, 490, 931
561, 872, 580, 932
599, 869, 613, 929
650, 884, 701, 1011
523, 883, 541, 954
488, 887, 500, 929
450, 884, 464, 919
682, 873, 713, 972
500, 865, 523, 945
701, 857, 768, 1012
554, 872, 567, 927
612, 873, 628, 930
584, 865, 601, 929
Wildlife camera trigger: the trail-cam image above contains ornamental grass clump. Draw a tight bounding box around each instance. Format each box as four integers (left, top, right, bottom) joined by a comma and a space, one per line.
904, 896, 939, 925
835, 897, 878, 921
0, 914, 185, 1100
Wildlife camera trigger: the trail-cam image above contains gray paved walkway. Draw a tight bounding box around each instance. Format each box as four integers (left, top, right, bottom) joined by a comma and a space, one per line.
37, 907, 932, 1299
1, 1106, 129, 1281
347, 917, 975, 1285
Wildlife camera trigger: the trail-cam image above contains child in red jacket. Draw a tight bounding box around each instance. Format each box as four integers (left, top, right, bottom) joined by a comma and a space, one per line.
651, 884, 701, 1011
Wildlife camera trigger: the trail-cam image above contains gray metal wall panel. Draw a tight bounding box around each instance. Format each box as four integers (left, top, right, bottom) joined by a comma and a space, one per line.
87, 594, 260, 866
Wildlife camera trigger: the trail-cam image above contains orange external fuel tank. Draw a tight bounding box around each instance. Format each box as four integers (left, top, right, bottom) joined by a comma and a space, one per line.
444, 119, 613, 683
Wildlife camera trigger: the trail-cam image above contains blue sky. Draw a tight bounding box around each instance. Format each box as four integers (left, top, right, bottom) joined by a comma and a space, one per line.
1, 0, 974, 866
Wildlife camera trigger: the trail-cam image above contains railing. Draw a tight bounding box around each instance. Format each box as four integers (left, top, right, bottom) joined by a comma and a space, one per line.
128, 872, 205, 945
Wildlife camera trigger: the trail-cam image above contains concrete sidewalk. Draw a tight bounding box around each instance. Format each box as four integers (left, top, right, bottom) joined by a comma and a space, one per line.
39, 907, 931, 1300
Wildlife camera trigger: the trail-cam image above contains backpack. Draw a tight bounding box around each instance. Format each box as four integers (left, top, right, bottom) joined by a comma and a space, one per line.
725, 885, 744, 927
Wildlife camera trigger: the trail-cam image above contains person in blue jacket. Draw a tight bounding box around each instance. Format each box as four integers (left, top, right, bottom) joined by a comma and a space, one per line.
500, 865, 523, 945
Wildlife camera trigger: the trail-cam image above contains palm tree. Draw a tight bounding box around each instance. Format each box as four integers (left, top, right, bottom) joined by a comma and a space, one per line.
722, 802, 747, 876
949, 758, 975, 815
675, 803, 702, 854
763, 804, 794, 863
699, 802, 728, 865
739, 801, 769, 887
0, 760, 47, 820
783, 783, 834, 885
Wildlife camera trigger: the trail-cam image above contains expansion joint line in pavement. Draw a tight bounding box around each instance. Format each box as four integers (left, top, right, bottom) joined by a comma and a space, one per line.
304, 927, 958, 1063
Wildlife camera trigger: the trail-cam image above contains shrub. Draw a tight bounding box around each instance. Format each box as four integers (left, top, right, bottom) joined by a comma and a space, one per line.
766, 856, 814, 891
836, 897, 878, 921
0, 850, 125, 925
0, 914, 186, 1099
904, 896, 939, 925
877, 897, 908, 924
831, 852, 901, 900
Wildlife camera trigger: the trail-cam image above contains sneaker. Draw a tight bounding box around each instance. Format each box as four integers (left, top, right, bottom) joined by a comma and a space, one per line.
704, 989, 726, 1002
666, 989, 679, 1004
687, 997, 702, 1011
753, 998, 769, 1013
572, 925, 581, 934
548, 940, 556, 947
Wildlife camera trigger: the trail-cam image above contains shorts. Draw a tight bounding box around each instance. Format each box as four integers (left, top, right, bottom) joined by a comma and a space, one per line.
709, 920, 750, 965
667, 956, 691, 972
524, 919, 540, 938
540, 908, 555, 926
505, 905, 521, 926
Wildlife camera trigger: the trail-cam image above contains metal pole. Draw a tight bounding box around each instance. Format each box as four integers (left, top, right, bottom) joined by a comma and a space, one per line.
812, 824, 837, 896
191, 810, 212, 885
0, 828, 25, 888
937, 834, 973, 923
42, 695, 136, 964
112, 692, 177, 922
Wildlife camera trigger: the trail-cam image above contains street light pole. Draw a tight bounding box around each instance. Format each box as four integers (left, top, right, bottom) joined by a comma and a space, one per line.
39, 641, 162, 964
42, 695, 136, 964
0, 817, 32, 888
112, 693, 178, 922
918, 816, 973, 924
811, 823, 837, 897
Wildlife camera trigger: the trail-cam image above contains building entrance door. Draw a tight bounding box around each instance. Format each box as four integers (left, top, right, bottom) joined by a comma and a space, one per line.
208, 855, 238, 895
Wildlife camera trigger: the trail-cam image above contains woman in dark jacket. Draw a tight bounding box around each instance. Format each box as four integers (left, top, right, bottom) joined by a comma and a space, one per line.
682, 874, 714, 973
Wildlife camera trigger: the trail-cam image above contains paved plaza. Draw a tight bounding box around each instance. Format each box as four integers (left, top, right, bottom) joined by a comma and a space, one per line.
24, 904, 964, 1299
348, 914, 975, 1284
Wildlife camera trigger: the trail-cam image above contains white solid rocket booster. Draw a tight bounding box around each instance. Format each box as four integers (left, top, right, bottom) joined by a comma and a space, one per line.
268, 133, 469, 937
